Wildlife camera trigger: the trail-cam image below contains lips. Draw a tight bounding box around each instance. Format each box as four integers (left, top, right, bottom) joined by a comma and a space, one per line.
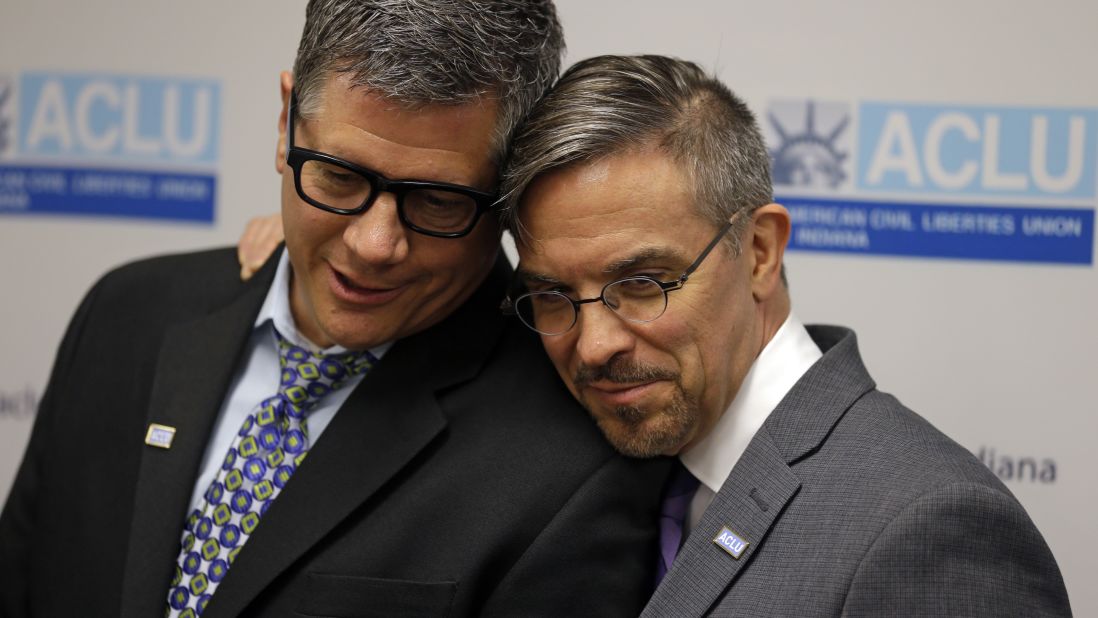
573, 358, 678, 408
585, 380, 663, 408
326, 263, 404, 306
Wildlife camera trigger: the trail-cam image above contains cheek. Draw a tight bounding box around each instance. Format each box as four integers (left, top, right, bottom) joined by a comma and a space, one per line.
404, 232, 500, 323
638, 316, 693, 364
427, 226, 500, 286
636, 317, 711, 397
282, 184, 342, 255
280, 175, 309, 246
691, 299, 756, 409
280, 169, 300, 216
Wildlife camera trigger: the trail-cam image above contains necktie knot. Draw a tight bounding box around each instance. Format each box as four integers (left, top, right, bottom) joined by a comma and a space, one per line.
661, 461, 700, 520
274, 333, 375, 419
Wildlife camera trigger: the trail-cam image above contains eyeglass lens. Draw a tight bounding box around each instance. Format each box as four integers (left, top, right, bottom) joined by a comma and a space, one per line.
515, 277, 670, 335
297, 159, 480, 234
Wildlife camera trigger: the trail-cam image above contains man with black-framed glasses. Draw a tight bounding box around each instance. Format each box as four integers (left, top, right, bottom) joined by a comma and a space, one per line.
500, 54, 1070, 616
284, 89, 499, 238
0, 3, 671, 617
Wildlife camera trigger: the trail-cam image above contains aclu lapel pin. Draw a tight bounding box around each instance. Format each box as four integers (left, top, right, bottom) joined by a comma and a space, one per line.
145, 423, 176, 449
713, 525, 749, 559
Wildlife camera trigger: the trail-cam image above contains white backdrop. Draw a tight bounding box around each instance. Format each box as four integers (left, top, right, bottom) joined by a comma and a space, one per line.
1, 1, 1094, 613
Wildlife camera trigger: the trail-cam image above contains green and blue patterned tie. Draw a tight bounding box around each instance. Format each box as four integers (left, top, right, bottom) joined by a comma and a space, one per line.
165, 331, 375, 617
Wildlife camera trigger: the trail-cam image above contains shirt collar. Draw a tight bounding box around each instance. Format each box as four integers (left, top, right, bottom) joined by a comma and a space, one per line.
255, 251, 393, 359
680, 314, 822, 494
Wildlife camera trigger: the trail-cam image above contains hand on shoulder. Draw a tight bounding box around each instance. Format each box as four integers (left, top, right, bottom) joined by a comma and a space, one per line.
237, 214, 284, 280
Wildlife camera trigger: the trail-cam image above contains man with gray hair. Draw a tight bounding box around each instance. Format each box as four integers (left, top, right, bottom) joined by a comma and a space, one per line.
502, 55, 1071, 615
0, 5, 670, 617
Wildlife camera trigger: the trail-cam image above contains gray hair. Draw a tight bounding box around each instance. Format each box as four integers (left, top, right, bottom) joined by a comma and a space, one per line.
500, 55, 773, 252
293, 0, 564, 166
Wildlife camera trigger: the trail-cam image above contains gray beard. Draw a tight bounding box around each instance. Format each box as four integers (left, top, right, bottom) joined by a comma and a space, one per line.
590, 382, 699, 458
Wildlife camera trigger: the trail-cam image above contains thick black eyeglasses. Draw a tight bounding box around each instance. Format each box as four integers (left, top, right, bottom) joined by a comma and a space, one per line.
503, 219, 736, 336
285, 90, 498, 238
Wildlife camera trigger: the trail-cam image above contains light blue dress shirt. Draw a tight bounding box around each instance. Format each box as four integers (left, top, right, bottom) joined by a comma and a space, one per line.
184, 252, 392, 513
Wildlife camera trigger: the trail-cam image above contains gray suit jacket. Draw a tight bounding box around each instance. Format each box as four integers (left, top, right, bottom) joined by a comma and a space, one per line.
643, 325, 1070, 617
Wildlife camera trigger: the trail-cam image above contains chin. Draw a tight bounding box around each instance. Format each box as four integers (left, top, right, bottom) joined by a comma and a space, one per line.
594, 405, 695, 459
316, 319, 390, 352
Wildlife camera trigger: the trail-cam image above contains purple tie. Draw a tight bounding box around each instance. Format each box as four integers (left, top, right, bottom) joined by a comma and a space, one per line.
655, 461, 700, 586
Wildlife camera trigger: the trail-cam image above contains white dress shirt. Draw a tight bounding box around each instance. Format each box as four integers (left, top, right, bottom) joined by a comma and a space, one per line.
185, 252, 392, 513
680, 314, 822, 534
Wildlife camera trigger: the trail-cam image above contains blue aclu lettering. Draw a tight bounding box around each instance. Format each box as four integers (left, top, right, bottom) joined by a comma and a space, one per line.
857, 103, 1097, 200
19, 72, 219, 165
713, 526, 749, 559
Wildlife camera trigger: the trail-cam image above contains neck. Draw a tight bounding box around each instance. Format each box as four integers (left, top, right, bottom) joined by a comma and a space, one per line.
754, 289, 792, 359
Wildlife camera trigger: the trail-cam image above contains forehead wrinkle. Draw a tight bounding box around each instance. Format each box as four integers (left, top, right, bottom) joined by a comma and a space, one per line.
306, 117, 477, 158
297, 117, 493, 190
517, 242, 689, 293
320, 74, 496, 157
603, 246, 684, 276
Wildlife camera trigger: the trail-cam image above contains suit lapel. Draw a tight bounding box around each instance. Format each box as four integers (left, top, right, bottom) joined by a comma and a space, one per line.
762, 326, 875, 465
643, 326, 875, 617
643, 434, 800, 617
202, 255, 511, 618
119, 255, 278, 618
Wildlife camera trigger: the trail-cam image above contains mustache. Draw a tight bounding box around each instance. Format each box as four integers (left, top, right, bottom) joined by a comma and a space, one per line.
573, 357, 677, 388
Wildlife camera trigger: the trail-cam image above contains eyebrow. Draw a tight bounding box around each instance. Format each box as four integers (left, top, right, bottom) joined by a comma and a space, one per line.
515, 268, 563, 287
601, 246, 684, 277
517, 245, 685, 288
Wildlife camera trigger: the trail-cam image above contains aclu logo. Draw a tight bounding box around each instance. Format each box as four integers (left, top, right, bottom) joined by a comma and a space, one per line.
1, 72, 220, 223
857, 103, 1097, 200
766, 99, 852, 191
0, 76, 13, 159
17, 72, 220, 165
767, 98, 1098, 201
769, 97, 1096, 265
977, 447, 1057, 484
712, 526, 749, 559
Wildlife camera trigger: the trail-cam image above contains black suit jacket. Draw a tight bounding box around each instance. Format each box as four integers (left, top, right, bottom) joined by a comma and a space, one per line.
0, 248, 671, 617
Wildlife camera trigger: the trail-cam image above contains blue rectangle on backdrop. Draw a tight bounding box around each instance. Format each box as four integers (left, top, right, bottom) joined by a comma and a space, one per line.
779, 195, 1094, 265
856, 103, 1097, 201
0, 164, 215, 223
19, 72, 220, 165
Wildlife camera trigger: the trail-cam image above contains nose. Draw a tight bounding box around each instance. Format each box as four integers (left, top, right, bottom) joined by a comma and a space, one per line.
342, 191, 410, 265
572, 300, 637, 369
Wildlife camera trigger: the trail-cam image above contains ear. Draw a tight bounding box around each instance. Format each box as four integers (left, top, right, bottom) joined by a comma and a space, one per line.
748, 203, 791, 301
275, 71, 293, 174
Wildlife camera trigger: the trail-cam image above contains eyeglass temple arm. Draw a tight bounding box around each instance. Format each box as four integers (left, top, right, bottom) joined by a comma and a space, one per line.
675, 218, 736, 285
